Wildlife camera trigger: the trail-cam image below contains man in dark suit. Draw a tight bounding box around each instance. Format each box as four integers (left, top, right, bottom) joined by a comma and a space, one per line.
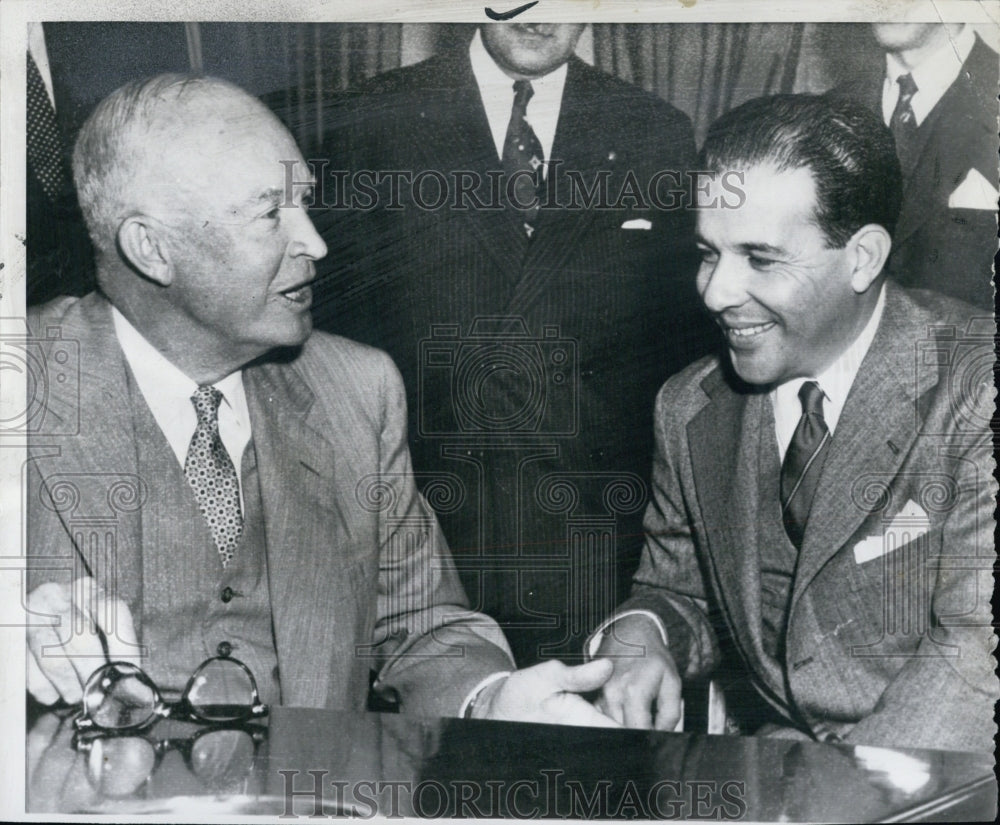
23, 74, 620, 726
25, 23, 95, 305
590, 94, 996, 751
314, 23, 707, 666
834, 23, 997, 310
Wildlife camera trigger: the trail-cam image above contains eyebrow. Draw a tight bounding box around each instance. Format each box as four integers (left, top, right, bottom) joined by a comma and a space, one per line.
241, 182, 315, 211
695, 234, 786, 256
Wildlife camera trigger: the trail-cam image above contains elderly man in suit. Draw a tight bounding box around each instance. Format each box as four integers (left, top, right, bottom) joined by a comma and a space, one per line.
313, 23, 707, 666
835, 23, 998, 310
24, 73, 619, 726
590, 94, 996, 751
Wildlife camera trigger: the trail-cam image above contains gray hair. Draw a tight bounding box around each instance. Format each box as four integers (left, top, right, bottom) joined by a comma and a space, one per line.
71, 73, 259, 259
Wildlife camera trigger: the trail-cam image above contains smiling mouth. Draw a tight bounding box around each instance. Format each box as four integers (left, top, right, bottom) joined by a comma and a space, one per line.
721, 321, 776, 341
279, 282, 312, 305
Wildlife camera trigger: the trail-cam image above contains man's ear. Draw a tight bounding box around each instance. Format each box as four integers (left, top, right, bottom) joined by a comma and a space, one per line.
848, 223, 892, 294
117, 215, 173, 286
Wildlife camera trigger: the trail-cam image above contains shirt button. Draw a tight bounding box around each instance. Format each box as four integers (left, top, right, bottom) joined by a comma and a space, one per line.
217, 640, 233, 658
221, 586, 234, 603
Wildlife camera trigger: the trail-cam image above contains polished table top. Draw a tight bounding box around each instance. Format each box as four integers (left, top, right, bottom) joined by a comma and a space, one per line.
27, 706, 996, 820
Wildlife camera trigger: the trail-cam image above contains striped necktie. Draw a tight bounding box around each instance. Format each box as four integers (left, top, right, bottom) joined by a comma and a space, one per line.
889, 73, 919, 175
780, 381, 831, 549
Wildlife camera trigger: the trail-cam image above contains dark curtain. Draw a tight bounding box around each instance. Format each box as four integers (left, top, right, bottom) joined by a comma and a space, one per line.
592, 24, 806, 145
202, 23, 468, 155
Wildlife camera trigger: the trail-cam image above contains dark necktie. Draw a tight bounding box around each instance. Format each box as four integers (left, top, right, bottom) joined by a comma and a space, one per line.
889, 73, 919, 176
185, 386, 243, 567
780, 381, 831, 549
26, 51, 67, 202
502, 80, 544, 238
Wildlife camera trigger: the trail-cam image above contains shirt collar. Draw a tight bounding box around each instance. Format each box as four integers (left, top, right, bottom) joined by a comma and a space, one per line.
772, 285, 886, 454
110, 305, 249, 450
884, 25, 975, 125
468, 27, 569, 163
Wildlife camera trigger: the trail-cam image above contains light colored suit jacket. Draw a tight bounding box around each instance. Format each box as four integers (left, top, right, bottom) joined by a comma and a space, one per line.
26, 292, 514, 717
618, 284, 997, 751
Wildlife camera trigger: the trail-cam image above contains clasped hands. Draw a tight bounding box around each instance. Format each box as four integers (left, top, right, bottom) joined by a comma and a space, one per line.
28, 579, 678, 730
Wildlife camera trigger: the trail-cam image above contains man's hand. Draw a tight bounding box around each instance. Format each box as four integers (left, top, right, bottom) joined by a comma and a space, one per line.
27, 578, 139, 705
472, 659, 620, 727
593, 613, 682, 731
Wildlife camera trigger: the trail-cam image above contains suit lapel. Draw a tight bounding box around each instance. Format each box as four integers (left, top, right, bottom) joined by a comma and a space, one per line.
511, 58, 610, 308
687, 367, 769, 663
409, 50, 529, 280
791, 286, 932, 609
36, 294, 146, 622
244, 354, 363, 708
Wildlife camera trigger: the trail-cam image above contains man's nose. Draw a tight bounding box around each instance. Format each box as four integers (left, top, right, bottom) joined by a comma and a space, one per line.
288, 207, 328, 260
698, 255, 746, 314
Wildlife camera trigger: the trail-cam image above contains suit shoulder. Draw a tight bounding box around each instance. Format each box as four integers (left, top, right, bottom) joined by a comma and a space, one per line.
297, 330, 399, 381
654, 354, 725, 422
895, 286, 989, 330
356, 52, 460, 96
573, 58, 691, 127
966, 36, 1000, 92
27, 294, 83, 329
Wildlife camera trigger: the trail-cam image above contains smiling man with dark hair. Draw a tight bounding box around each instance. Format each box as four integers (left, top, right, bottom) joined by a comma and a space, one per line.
590, 94, 997, 751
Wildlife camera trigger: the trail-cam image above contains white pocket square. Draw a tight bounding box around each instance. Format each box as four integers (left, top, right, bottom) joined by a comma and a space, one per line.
948, 167, 999, 210
853, 499, 931, 565
621, 218, 652, 230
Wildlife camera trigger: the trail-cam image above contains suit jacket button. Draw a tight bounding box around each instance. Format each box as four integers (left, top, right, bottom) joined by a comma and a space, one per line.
217, 640, 233, 658
221, 586, 234, 603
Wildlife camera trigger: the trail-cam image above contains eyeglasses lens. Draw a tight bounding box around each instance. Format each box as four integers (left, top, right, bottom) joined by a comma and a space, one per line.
187, 658, 255, 722
84, 663, 158, 730
85, 736, 157, 798
191, 729, 257, 787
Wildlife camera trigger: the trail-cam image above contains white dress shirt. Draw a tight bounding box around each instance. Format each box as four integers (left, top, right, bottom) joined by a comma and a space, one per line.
468, 27, 568, 172
770, 285, 886, 462
881, 24, 976, 127
111, 307, 252, 512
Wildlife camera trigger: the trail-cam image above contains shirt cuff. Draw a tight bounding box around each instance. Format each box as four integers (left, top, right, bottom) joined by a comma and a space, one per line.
459, 670, 513, 719
585, 610, 669, 659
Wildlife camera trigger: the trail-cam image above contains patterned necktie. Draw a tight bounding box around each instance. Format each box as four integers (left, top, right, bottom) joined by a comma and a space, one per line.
185, 386, 243, 567
502, 80, 544, 239
780, 381, 831, 549
26, 51, 67, 203
889, 73, 919, 176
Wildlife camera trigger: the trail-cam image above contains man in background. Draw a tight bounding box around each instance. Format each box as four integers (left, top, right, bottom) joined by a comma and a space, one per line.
25, 22, 95, 304
314, 22, 707, 666
836, 22, 997, 310
592, 94, 996, 751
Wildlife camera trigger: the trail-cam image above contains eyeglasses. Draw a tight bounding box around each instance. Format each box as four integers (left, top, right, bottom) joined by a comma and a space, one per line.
74, 723, 266, 797
74, 656, 268, 733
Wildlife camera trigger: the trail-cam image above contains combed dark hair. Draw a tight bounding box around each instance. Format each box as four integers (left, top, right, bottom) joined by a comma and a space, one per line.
699, 93, 903, 247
